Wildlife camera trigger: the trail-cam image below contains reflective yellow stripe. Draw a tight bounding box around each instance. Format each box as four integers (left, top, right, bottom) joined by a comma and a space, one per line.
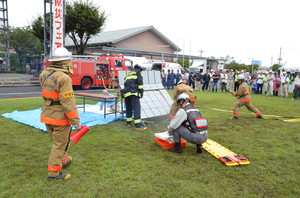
134, 119, 141, 124
126, 118, 132, 121
138, 85, 143, 89
124, 92, 138, 98
125, 76, 137, 81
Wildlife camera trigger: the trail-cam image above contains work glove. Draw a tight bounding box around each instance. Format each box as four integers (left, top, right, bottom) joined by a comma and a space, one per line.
73, 124, 81, 131
139, 90, 144, 98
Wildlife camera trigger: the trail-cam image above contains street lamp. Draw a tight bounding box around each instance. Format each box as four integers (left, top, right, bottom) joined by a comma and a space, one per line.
157, 45, 170, 68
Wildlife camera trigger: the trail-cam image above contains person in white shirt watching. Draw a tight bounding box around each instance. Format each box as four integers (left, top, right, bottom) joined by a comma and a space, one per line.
281, 71, 289, 98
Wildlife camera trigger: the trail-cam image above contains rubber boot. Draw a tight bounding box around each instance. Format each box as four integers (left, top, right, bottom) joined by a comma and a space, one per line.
135, 123, 147, 130
62, 156, 72, 169
47, 172, 71, 181
127, 121, 133, 127
169, 142, 182, 153
231, 116, 239, 120
256, 115, 263, 119
196, 144, 202, 154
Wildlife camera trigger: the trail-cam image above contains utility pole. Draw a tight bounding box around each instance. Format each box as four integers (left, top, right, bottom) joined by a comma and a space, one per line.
271, 57, 273, 69
278, 47, 282, 74
198, 49, 204, 57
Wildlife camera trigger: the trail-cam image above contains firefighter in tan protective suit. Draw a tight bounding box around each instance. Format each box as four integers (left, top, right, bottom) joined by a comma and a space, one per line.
39, 47, 81, 181
109, 68, 115, 89
229, 74, 262, 120
169, 79, 197, 118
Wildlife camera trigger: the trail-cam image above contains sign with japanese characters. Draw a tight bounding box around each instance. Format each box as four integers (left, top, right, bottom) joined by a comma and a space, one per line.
52, 0, 64, 50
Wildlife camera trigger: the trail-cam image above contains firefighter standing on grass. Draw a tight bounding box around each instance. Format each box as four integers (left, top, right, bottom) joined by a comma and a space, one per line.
229, 74, 262, 120
109, 68, 115, 89
39, 47, 81, 181
123, 64, 147, 130
169, 79, 197, 118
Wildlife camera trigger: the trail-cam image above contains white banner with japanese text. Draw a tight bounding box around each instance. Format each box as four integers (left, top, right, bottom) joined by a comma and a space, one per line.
52, 0, 64, 50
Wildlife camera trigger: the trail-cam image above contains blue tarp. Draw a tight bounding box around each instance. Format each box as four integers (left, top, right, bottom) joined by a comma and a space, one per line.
1, 103, 122, 132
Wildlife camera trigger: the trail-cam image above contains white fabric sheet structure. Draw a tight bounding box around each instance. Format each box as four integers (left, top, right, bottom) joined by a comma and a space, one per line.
118, 70, 173, 119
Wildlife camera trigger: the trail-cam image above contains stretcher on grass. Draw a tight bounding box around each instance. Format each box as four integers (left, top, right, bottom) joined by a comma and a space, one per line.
202, 139, 250, 166
154, 131, 250, 166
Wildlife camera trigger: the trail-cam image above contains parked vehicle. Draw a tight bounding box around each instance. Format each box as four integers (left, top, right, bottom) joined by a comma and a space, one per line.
152, 62, 184, 73
188, 60, 205, 74
43, 54, 133, 89
124, 56, 152, 71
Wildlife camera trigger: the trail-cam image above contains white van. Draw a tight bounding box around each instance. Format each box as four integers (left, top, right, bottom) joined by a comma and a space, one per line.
124, 56, 152, 71
162, 62, 184, 74
188, 60, 206, 74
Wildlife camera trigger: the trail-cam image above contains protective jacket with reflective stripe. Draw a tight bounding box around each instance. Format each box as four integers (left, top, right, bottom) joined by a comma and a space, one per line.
39, 69, 80, 126
232, 82, 252, 102
173, 83, 196, 102
123, 68, 143, 98
182, 104, 207, 132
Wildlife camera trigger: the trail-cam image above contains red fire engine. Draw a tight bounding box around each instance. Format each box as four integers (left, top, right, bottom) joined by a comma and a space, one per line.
43, 54, 133, 89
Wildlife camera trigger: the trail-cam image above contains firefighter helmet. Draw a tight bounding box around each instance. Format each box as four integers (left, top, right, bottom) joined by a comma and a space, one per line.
49, 47, 72, 62
134, 64, 142, 70
178, 79, 184, 85
237, 74, 245, 80
176, 93, 190, 104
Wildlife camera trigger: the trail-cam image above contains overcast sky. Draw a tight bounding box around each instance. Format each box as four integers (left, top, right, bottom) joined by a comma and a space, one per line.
8, 0, 300, 68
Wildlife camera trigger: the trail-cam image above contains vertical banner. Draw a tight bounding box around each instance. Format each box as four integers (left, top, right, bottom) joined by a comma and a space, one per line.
52, 0, 64, 50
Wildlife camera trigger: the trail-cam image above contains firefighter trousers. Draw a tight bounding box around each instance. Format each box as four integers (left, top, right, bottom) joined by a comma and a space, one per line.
109, 79, 115, 89
125, 95, 141, 124
46, 124, 71, 177
233, 100, 261, 117
172, 125, 208, 145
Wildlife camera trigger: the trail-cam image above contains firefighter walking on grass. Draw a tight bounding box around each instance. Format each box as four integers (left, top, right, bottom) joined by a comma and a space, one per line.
123, 64, 147, 130
39, 47, 81, 181
229, 74, 262, 120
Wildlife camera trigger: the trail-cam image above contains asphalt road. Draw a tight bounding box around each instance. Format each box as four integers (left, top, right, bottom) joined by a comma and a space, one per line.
0, 86, 109, 100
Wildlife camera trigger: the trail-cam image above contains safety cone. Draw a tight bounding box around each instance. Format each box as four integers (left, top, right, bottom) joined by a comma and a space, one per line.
70, 125, 90, 144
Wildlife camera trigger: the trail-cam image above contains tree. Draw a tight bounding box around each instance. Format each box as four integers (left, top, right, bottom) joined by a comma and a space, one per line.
9, 27, 42, 69
66, 0, 107, 55
272, 64, 280, 71
176, 58, 190, 71
31, 15, 50, 50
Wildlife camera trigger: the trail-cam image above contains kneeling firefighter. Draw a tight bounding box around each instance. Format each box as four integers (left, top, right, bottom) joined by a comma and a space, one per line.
123, 64, 146, 130
39, 47, 81, 181
169, 79, 197, 118
229, 74, 262, 120
168, 93, 208, 154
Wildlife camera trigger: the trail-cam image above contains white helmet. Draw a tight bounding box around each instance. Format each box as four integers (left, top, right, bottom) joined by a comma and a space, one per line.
178, 79, 184, 85
237, 74, 245, 80
49, 47, 72, 62
176, 93, 190, 104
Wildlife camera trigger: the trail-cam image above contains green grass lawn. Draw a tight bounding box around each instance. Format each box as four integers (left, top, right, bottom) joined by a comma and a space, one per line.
0, 91, 299, 197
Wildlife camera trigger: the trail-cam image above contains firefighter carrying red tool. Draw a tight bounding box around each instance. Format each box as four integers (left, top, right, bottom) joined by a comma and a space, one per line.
229, 74, 262, 120
39, 47, 81, 181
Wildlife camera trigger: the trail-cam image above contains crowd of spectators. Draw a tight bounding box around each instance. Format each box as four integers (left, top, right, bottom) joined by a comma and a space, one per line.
161, 68, 300, 100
